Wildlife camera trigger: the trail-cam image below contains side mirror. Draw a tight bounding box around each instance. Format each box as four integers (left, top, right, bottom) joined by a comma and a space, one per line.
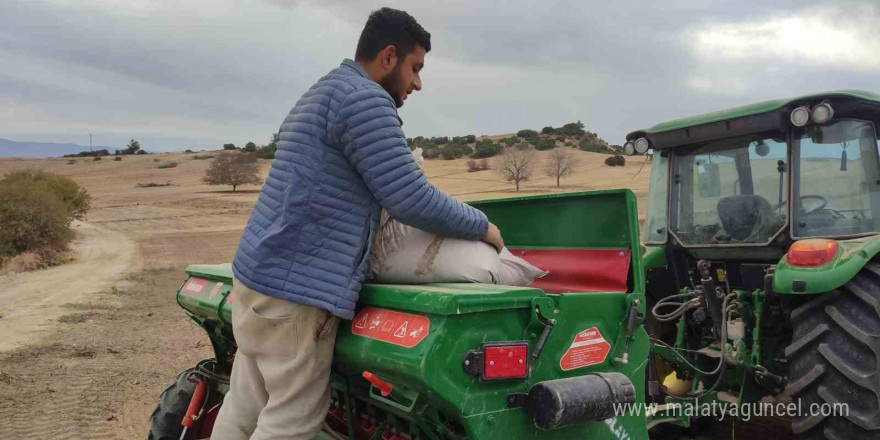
698, 163, 721, 197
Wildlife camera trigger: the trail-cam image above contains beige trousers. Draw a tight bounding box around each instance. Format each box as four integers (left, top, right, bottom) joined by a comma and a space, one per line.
211, 278, 339, 440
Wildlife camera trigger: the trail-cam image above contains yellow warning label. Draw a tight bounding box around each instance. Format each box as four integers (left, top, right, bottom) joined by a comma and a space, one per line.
716, 268, 727, 282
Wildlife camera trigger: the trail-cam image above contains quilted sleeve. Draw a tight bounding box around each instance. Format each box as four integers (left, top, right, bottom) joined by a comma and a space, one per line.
336, 85, 488, 241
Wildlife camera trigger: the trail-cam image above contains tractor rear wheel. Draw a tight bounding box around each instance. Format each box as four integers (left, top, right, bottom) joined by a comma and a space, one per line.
147, 368, 196, 440
786, 262, 880, 439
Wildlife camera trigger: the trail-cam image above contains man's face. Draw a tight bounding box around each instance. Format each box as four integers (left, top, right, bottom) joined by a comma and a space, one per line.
378, 44, 425, 108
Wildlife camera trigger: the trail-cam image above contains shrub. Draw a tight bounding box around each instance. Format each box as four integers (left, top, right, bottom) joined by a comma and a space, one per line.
467, 159, 491, 172
158, 162, 178, 169
114, 156, 122, 161
185, 149, 194, 153
1, 169, 90, 220
223, 143, 237, 150
136, 181, 175, 188
604, 155, 626, 167
535, 138, 556, 151
0, 170, 90, 260
93, 155, 102, 161
153, 158, 161, 162
541, 126, 554, 134
67, 159, 76, 165
192, 154, 215, 160
243, 142, 257, 153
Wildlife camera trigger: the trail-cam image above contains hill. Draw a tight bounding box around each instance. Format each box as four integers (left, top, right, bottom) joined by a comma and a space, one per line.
0, 138, 114, 158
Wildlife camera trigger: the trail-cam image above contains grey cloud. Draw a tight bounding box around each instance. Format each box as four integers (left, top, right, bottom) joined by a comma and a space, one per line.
2, 0, 879, 151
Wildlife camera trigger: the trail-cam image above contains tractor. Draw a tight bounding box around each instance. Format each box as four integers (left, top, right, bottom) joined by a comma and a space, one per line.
148, 89, 880, 440
625, 90, 880, 440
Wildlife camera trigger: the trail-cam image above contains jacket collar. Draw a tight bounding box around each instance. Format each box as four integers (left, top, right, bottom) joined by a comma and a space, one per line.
340, 59, 404, 126
341, 59, 369, 78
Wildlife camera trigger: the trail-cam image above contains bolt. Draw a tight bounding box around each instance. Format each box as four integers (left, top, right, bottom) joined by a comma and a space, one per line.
464, 360, 470, 366
489, 361, 495, 366
519, 359, 523, 364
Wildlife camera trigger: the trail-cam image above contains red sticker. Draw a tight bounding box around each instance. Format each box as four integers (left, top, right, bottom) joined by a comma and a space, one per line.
182, 278, 209, 295
351, 307, 430, 348
560, 327, 611, 371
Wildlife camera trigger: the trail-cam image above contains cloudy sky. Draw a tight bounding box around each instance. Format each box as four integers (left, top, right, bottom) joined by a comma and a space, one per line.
2, 0, 878, 152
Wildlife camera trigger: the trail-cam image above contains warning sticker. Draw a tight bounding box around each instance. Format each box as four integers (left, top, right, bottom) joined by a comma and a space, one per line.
351, 307, 430, 348
181, 278, 209, 296
559, 326, 612, 371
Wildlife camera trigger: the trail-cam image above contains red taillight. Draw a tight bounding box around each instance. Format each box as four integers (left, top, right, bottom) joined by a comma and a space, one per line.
787, 239, 839, 267
483, 343, 529, 380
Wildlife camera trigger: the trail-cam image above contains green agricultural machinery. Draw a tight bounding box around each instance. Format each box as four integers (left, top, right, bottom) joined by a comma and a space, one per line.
149, 90, 880, 440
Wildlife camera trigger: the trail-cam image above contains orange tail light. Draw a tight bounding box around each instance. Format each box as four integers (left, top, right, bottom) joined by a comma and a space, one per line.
787, 239, 839, 267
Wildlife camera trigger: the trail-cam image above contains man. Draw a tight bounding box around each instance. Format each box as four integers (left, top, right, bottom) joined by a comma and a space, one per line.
212, 7, 504, 440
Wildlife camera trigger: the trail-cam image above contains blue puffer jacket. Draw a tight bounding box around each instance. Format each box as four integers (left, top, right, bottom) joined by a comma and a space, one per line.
232, 59, 489, 319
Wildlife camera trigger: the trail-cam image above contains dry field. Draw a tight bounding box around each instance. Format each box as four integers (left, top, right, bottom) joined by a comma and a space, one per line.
0, 148, 657, 438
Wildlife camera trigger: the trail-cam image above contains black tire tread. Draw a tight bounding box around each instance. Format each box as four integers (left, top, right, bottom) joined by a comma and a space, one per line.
147, 368, 196, 440
786, 263, 880, 440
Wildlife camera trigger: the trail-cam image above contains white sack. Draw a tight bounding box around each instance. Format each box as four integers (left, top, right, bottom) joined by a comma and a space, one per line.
498, 248, 550, 286
368, 217, 547, 286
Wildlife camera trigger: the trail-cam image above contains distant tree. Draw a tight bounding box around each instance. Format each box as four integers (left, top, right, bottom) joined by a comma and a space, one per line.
541, 126, 554, 134
136, 150, 148, 155
185, 149, 194, 153
123, 139, 141, 155
223, 143, 237, 150
472, 140, 500, 159
255, 133, 279, 159
243, 142, 257, 153
202, 152, 262, 192
544, 147, 579, 187
465, 135, 476, 143
516, 129, 538, 139
558, 121, 586, 137
495, 146, 537, 192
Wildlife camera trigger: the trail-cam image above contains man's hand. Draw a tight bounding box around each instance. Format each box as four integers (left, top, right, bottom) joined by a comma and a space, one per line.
483, 222, 505, 253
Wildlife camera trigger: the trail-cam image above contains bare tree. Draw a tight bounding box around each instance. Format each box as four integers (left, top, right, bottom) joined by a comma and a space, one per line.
202, 152, 262, 192
544, 147, 579, 187
495, 146, 537, 192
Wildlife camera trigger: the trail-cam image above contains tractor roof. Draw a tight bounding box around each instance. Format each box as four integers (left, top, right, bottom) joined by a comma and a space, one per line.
626, 90, 880, 147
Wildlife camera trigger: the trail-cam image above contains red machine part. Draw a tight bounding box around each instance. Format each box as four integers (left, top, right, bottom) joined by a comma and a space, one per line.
482, 344, 528, 380
362, 371, 394, 396
182, 378, 208, 428
509, 248, 631, 293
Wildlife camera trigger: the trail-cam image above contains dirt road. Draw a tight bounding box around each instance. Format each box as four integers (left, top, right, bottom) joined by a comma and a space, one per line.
0, 221, 139, 352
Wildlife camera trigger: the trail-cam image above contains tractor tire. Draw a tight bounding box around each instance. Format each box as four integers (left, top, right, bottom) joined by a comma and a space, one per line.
147, 368, 197, 440
786, 262, 880, 440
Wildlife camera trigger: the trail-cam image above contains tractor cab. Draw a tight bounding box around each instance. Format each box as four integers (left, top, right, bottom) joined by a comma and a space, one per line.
633, 91, 880, 261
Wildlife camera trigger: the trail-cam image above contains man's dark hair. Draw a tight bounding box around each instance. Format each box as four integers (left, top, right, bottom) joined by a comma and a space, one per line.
355, 8, 431, 62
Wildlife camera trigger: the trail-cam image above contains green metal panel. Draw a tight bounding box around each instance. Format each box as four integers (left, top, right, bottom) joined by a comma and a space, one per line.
186, 263, 233, 284
627, 90, 880, 138
773, 236, 880, 294
640, 245, 667, 271
360, 283, 545, 315
469, 189, 636, 250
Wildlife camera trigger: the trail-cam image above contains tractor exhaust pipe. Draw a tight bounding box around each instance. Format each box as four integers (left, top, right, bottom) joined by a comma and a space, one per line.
507, 372, 636, 430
